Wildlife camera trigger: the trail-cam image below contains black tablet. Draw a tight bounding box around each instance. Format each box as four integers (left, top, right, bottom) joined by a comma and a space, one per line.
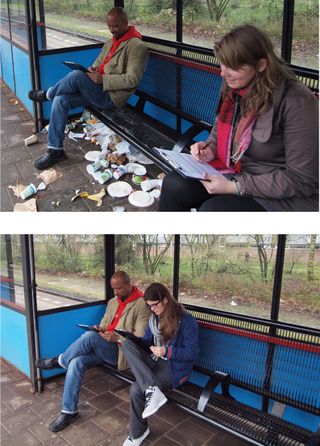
114, 329, 152, 352
77, 324, 99, 332
62, 61, 89, 73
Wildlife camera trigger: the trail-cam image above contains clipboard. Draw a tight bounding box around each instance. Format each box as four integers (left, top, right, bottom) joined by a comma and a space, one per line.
114, 329, 152, 352
62, 61, 89, 73
154, 148, 223, 181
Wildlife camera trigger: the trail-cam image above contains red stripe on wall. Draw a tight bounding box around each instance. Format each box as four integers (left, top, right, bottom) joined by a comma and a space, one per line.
150, 51, 221, 76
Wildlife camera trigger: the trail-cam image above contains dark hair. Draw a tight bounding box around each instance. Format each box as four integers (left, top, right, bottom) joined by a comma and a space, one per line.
214, 24, 296, 115
107, 7, 128, 22
144, 283, 185, 343
111, 270, 131, 284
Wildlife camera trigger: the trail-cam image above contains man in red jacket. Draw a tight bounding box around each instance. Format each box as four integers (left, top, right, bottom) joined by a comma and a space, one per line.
35, 271, 149, 432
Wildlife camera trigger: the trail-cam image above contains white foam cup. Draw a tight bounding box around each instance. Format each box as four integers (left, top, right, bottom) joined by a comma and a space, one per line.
24, 134, 38, 146
141, 179, 162, 192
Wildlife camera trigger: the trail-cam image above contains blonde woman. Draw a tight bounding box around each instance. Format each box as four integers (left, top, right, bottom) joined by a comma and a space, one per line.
159, 25, 318, 212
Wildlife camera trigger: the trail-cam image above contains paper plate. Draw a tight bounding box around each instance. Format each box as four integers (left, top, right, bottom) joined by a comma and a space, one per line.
125, 162, 144, 173
84, 151, 101, 162
135, 152, 154, 165
107, 181, 133, 198
128, 191, 155, 207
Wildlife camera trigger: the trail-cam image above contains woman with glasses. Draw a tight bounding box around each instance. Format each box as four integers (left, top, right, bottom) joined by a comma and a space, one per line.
122, 283, 199, 446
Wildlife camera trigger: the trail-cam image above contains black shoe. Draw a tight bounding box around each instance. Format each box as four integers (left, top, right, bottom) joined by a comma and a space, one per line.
49, 412, 79, 432
34, 149, 66, 169
28, 90, 48, 102
35, 356, 62, 370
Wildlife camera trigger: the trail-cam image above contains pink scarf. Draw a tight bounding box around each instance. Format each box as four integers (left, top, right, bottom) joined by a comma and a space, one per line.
210, 87, 256, 173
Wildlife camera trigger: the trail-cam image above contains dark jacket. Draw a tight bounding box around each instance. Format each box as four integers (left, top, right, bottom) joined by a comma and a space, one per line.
142, 312, 199, 388
209, 79, 319, 211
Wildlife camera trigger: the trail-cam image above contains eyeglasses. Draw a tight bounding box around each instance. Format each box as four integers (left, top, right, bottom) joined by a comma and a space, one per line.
146, 300, 161, 310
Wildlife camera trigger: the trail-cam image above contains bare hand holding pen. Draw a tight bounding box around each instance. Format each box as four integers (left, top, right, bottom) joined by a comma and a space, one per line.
190, 141, 215, 163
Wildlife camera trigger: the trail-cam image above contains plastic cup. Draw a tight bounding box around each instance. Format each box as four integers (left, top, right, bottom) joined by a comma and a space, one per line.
141, 179, 162, 192
24, 134, 38, 146
98, 169, 113, 184
86, 161, 101, 174
20, 183, 37, 200
99, 159, 109, 168
113, 165, 127, 180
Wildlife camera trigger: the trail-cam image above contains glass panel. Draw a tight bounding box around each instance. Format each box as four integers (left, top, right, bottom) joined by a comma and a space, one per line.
179, 234, 277, 319
292, 0, 318, 69
182, 0, 283, 57
33, 235, 105, 309
115, 235, 175, 292
0, 235, 24, 308
124, 0, 176, 41
280, 235, 320, 329
40, 0, 114, 50
2, 0, 29, 50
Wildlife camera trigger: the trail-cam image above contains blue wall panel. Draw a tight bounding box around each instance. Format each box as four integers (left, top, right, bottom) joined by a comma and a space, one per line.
37, 303, 107, 378
0, 38, 15, 91
12, 45, 33, 113
0, 306, 30, 377
40, 48, 101, 120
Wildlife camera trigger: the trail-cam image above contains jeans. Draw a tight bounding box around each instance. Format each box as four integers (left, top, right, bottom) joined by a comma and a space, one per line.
123, 339, 171, 438
159, 171, 266, 211
47, 70, 114, 150
58, 331, 118, 414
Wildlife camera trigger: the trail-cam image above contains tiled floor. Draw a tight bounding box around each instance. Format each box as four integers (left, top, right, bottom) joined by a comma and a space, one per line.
0, 81, 162, 212
1, 358, 248, 446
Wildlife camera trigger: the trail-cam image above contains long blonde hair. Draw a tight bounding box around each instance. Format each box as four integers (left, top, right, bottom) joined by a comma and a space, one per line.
214, 25, 296, 116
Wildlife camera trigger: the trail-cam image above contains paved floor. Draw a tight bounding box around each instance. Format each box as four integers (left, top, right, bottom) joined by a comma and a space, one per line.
0, 81, 162, 212
1, 358, 248, 446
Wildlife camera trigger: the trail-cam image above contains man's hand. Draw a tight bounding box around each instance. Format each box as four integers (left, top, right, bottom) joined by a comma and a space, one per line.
190, 141, 215, 163
99, 331, 119, 342
200, 175, 237, 195
88, 70, 103, 84
150, 346, 166, 357
88, 66, 96, 73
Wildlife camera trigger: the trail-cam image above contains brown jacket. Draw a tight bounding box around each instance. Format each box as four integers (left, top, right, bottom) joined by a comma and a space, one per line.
99, 293, 149, 371
210, 79, 319, 211
92, 37, 148, 108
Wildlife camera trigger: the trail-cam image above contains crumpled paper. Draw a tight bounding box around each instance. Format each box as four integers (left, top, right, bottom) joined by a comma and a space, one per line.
14, 198, 37, 212
38, 168, 63, 185
8, 182, 26, 198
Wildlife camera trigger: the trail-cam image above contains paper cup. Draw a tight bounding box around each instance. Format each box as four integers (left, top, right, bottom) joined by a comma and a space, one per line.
86, 161, 101, 174
24, 134, 38, 146
98, 169, 113, 184
20, 183, 37, 200
113, 165, 127, 180
141, 179, 162, 192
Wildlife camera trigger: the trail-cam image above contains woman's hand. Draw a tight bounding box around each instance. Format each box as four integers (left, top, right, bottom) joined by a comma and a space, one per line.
190, 141, 215, 163
201, 175, 238, 195
150, 346, 166, 357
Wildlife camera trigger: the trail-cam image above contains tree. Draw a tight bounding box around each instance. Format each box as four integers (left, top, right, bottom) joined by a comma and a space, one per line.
184, 235, 219, 278
307, 234, 317, 281
251, 235, 276, 281
206, 0, 230, 21
137, 235, 173, 275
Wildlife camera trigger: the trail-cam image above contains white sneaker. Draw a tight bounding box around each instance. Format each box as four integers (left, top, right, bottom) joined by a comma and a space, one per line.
123, 428, 150, 446
142, 386, 167, 419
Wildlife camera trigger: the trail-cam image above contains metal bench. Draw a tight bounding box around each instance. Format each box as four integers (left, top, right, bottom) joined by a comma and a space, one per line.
103, 306, 320, 446
88, 40, 222, 173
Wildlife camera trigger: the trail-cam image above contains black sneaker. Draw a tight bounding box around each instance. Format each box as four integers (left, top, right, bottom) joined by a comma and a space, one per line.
28, 90, 48, 102
35, 356, 62, 370
49, 412, 79, 432
34, 149, 66, 170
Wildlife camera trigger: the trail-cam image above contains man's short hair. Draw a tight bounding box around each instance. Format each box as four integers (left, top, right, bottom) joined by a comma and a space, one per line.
107, 7, 128, 22
111, 270, 131, 284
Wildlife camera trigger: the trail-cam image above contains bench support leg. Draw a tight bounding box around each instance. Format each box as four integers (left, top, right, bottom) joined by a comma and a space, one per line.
197, 371, 234, 414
